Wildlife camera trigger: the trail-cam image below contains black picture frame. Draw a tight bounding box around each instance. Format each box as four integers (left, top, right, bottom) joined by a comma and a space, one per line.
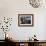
18, 14, 34, 27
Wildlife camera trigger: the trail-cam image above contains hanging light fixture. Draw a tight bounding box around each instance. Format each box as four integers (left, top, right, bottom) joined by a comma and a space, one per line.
29, 0, 45, 8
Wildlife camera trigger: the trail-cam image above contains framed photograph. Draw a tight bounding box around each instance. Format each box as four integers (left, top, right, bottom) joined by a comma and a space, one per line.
18, 14, 34, 26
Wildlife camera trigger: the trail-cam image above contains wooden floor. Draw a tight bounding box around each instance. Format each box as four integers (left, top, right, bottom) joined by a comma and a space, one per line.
0, 40, 16, 46
0, 40, 46, 46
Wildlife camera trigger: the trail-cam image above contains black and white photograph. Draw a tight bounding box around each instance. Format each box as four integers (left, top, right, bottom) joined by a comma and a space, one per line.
18, 14, 34, 26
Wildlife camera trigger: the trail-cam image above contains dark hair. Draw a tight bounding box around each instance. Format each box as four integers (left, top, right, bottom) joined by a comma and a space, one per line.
34, 35, 36, 37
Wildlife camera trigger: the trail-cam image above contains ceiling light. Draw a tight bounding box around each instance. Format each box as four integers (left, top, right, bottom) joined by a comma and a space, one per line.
29, 0, 45, 8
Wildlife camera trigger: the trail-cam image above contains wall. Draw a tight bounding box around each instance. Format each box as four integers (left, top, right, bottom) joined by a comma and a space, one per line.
0, 0, 46, 40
